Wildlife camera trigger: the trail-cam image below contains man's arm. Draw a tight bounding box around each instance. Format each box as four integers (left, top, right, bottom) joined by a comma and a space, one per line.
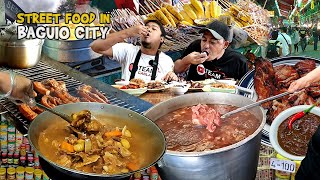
90, 25, 149, 57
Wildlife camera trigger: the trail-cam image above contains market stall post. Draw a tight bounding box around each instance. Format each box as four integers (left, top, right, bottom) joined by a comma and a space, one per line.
0, 0, 5, 25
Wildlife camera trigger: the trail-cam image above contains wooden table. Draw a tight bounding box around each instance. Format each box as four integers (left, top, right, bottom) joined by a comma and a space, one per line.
139, 90, 276, 180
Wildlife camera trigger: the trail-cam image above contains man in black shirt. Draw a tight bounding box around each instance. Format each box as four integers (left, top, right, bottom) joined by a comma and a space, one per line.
174, 20, 248, 81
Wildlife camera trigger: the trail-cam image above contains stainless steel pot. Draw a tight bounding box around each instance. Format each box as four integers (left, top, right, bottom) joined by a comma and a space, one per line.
28, 102, 166, 179
42, 39, 102, 62
0, 38, 43, 68
144, 92, 266, 180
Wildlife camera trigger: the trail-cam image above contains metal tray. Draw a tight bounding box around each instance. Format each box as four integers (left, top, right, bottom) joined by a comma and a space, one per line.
238, 56, 320, 147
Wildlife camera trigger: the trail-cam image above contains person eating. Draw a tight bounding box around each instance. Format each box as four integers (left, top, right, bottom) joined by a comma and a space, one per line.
174, 20, 248, 81
90, 20, 178, 82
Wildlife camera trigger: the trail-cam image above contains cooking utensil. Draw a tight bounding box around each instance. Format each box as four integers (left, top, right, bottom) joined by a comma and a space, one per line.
0, 38, 43, 68
36, 103, 73, 123
288, 101, 320, 129
144, 92, 266, 180
28, 102, 166, 179
221, 91, 291, 119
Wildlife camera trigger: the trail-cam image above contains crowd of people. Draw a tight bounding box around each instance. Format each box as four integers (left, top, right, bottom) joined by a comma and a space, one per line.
266, 24, 319, 59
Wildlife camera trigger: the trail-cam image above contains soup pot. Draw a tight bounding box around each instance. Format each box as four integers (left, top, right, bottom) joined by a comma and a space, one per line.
270, 105, 320, 161
28, 102, 166, 179
144, 92, 266, 180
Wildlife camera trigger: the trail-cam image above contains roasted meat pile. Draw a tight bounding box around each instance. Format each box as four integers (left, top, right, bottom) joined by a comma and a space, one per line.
254, 58, 318, 124
18, 78, 109, 121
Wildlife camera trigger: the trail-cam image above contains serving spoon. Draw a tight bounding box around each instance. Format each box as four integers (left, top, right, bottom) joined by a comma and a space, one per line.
35, 103, 85, 137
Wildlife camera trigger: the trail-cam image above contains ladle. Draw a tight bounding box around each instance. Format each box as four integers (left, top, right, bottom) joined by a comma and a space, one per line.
35, 103, 85, 137
221, 91, 291, 119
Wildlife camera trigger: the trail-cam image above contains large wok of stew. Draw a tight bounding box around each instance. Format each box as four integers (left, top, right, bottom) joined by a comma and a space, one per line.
28, 102, 166, 179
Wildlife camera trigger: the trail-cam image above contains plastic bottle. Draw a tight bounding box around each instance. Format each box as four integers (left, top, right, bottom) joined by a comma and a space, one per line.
16, 166, 25, 180
20, 144, 26, 156
275, 154, 291, 180
42, 170, 49, 180
149, 166, 159, 180
7, 167, 15, 180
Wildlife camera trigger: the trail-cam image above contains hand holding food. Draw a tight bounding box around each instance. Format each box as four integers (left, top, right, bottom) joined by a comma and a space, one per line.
288, 76, 312, 93
162, 71, 178, 82
127, 25, 149, 37
184, 52, 208, 65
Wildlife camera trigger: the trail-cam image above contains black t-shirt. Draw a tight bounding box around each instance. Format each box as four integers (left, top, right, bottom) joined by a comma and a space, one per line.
299, 29, 307, 38
180, 39, 248, 81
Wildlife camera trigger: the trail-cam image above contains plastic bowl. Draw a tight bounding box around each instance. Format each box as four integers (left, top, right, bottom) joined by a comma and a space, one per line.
170, 84, 190, 95
270, 105, 320, 161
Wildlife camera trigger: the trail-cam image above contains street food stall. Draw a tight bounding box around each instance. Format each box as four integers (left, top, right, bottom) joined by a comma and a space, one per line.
0, 0, 318, 180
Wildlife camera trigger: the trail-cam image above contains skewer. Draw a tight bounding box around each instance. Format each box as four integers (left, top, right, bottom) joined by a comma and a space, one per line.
148, 0, 161, 9
144, 0, 156, 12
139, 2, 150, 14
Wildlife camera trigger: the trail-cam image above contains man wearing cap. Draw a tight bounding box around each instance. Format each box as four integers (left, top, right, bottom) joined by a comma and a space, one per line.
174, 20, 248, 81
90, 20, 178, 82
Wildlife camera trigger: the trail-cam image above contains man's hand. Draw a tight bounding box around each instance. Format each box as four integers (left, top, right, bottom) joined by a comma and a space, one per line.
127, 25, 150, 37
162, 71, 178, 82
183, 52, 208, 65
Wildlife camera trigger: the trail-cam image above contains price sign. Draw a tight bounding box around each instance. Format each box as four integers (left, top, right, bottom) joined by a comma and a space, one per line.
270, 158, 296, 173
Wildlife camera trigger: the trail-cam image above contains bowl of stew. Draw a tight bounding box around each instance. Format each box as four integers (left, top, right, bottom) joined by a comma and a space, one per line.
270, 105, 320, 161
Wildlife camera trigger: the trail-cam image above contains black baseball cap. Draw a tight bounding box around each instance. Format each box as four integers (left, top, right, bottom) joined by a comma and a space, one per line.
144, 19, 166, 37
199, 20, 232, 42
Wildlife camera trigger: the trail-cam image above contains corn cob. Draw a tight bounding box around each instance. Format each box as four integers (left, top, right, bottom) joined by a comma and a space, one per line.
183, 4, 197, 20
170, 13, 179, 24
166, 4, 184, 21
203, 0, 211, 19
154, 10, 171, 26
215, 4, 221, 18
210, 1, 216, 18
146, 13, 158, 21
161, 7, 176, 27
190, 0, 204, 18
180, 21, 194, 26
180, 10, 194, 24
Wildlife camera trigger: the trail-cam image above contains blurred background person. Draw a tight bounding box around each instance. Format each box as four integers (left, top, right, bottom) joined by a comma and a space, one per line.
277, 27, 292, 56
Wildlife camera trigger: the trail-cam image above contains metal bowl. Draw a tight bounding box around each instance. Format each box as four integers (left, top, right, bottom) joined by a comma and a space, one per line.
144, 92, 266, 180
0, 38, 43, 68
28, 102, 166, 179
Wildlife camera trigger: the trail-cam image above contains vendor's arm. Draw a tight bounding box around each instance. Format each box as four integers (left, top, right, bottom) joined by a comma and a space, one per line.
288, 66, 320, 93
0, 71, 35, 105
90, 25, 149, 57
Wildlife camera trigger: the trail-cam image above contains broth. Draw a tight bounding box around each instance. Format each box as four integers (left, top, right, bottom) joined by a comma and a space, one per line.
38, 114, 162, 174
156, 104, 261, 152
278, 113, 320, 156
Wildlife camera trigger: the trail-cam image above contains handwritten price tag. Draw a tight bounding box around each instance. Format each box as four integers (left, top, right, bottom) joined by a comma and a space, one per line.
270, 158, 296, 173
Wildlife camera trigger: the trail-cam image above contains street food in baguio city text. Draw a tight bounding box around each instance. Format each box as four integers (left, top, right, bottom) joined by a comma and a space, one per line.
16, 12, 111, 40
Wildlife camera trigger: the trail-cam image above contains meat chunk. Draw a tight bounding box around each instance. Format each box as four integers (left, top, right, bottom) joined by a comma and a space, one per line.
294, 60, 316, 77
191, 104, 221, 132
267, 99, 291, 123
288, 90, 309, 106
274, 65, 299, 89
254, 58, 276, 108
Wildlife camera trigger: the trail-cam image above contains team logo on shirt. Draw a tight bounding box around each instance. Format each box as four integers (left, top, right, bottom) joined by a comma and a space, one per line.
197, 64, 205, 75
196, 64, 226, 79
129, 63, 133, 72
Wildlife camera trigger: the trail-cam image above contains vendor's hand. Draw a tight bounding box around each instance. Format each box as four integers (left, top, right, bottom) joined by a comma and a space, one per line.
183, 52, 208, 65
288, 76, 311, 93
162, 71, 178, 82
9, 74, 35, 106
127, 25, 149, 37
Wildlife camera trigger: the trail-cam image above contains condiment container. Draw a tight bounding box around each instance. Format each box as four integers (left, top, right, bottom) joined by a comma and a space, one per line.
25, 167, 34, 180
290, 160, 301, 180
16, 166, 25, 180
34, 169, 42, 180
0, 167, 6, 180
7, 167, 15, 180
149, 166, 158, 180
42, 170, 49, 180
275, 154, 291, 180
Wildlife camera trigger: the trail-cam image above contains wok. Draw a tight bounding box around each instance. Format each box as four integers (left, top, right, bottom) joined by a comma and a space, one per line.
28, 102, 166, 179
144, 92, 266, 180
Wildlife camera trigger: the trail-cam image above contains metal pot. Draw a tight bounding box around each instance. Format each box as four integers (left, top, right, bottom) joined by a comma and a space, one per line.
0, 38, 43, 68
42, 39, 102, 62
28, 102, 166, 179
144, 92, 266, 180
